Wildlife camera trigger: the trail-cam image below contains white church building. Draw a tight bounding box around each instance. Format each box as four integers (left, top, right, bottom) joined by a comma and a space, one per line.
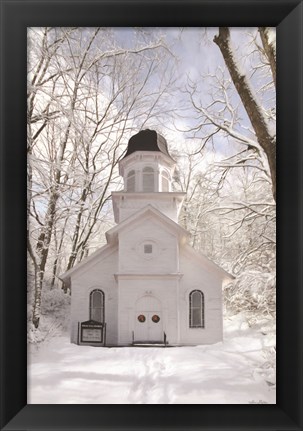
60, 129, 233, 346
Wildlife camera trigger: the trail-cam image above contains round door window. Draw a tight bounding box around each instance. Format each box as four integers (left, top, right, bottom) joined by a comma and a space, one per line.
152, 315, 160, 323
137, 314, 146, 323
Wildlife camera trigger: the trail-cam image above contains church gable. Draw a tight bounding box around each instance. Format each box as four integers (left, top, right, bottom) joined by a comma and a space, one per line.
118, 215, 179, 274
106, 204, 188, 243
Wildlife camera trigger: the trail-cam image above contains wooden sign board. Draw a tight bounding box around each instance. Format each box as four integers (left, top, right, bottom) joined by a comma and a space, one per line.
78, 320, 105, 346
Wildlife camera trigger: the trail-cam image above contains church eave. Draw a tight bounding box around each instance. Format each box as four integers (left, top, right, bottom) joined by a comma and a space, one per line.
111, 191, 186, 199
111, 192, 186, 224
59, 243, 116, 281
114, 273, 184, 281
118, 151, 175, 176
183, 243, 235, 281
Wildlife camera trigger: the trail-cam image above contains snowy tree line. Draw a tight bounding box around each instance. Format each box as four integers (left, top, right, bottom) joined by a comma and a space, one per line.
27, 27, 275, 330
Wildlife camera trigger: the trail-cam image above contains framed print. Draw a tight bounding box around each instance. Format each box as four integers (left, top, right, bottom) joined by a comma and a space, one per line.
1, 0, 302, 430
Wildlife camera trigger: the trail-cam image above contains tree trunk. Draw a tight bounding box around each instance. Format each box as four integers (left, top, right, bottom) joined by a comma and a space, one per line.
51, 217, 68, 288
32, 190, 58, 325
258, 27, 276, 89
214, 27, 276, 202
66, 189, 88, 273
32, 275, 43, 328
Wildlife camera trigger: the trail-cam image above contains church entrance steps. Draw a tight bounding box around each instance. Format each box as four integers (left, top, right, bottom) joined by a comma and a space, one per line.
132, 342, 167, 348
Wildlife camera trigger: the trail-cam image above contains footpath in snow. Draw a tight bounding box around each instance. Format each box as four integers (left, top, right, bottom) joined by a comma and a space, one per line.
27, 313, 276, 404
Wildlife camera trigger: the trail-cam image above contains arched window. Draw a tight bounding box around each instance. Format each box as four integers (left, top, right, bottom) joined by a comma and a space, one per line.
189, 290, 205, 328
161, 171, 170, 192
127, 170, 135, 192
142, 167, 154, 192
90, 289, 104, 323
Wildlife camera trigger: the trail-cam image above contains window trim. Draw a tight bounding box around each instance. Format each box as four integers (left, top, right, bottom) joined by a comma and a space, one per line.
189, 290, 205, 328
89, 289, 105, 323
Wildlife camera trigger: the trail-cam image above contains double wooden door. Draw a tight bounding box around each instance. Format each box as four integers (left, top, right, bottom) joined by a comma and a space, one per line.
134, 296, 162, 343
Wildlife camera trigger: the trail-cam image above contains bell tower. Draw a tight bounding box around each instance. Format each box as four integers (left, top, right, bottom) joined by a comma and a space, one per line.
111, 129, 185, 223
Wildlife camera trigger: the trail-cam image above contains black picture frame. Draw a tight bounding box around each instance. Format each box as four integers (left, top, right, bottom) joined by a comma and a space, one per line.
1, 0, 302, 430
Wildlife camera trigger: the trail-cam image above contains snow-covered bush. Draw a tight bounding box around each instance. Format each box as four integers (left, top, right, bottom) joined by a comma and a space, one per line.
28, 285, 71, 344
41, 288, 71, 316
224, 271, 276, 316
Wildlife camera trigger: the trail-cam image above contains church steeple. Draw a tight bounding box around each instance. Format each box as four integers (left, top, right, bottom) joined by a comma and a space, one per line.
111, 129, 185, 223
120, 129, 175, 193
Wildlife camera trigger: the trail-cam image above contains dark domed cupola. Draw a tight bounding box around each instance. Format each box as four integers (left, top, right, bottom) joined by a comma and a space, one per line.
123, 129, 175, 161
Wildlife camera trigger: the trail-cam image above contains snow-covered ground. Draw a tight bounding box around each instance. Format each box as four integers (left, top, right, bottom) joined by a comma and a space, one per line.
27, 313, 275, 404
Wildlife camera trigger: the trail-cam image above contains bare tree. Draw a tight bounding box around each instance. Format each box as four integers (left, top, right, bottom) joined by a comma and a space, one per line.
174, 27, 276, 316
213, 27, 276, 202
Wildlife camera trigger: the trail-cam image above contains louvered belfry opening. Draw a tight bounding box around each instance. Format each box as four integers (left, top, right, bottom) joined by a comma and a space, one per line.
126, 170, 135, 192
142, 166, 155, 192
